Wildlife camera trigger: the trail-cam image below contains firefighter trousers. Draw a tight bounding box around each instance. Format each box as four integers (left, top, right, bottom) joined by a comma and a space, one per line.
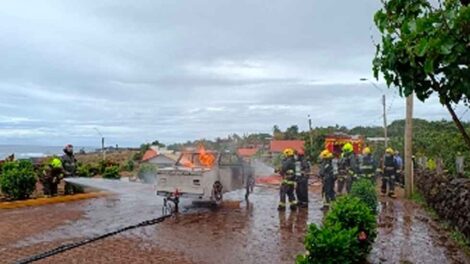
381, 170, 396, 195
43, 179, 58, 196
323, 175, 336, 204
295, 176, 309, 206
279, 181, 297, 208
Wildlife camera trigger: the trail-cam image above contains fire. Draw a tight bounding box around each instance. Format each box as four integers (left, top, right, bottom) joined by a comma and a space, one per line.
180, 158, 194, 168
198, 145, 215, 167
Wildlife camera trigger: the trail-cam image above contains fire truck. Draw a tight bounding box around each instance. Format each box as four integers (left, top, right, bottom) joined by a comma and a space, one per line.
325, 133, 364, 157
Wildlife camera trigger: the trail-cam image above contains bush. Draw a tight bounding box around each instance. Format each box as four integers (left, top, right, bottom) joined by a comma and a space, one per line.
350, 179, 378, 213
0, 160, 37, 200
138, 163, 157, 183
124, 160, 135, 172
296, 223, 361, 264
102, 166, 120, 179
324, 196, 377, 258
76, 163, 92, 178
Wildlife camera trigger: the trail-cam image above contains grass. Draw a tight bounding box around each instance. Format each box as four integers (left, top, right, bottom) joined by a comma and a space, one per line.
410, 191, 470, 255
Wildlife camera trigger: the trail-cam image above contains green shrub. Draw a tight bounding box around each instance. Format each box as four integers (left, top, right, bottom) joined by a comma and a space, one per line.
102, 166, 120, 179
138, 163, 157, 183
324, 196, 377, 258
0, 160, 37, 200
350, 178, 378, 213
124, 160, 135, 172
296, 223, 361, 264
76, 163, 92, 178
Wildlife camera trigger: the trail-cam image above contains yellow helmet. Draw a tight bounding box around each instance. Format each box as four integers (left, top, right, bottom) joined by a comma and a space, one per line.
283, 148, 294, 157
362, 147, 371, 155
342, 143, 353, 153
50, 158, 62, 168
386, 148, 394, 154
320, 149, 333, 159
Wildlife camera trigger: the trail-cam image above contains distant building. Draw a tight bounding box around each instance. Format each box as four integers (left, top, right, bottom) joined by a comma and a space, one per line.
270, 140, 305, 155
141, 146, 178, 168
237, 148, 259, 158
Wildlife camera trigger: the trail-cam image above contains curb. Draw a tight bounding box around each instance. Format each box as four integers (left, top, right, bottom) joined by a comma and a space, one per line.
0, 192, 108, 209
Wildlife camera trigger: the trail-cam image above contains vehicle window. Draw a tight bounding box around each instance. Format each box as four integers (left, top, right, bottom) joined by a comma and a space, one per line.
219, 154, 241, 166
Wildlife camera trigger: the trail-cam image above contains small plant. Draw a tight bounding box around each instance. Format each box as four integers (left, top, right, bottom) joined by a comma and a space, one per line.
76, 163, 92, 178
350, 178, 378, 213
296, 223, 361, 264
324, 196, 377, 258
124, 160, 135, 172
102, 165, 120, 179
0, 160, 37, 200
138, 163, 157, 183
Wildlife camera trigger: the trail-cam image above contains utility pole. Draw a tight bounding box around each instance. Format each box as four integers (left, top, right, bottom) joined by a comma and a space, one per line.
94, 128, 106, 161
360, 78, 388, 148
383, 95, 388, 148
308, 115, 313, 148
404, 94, 414, 198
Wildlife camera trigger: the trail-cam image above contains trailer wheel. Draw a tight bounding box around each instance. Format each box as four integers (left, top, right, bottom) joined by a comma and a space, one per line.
212, 181, 223, 204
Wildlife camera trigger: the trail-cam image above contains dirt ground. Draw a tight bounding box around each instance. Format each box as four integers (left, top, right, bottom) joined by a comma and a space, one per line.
0, 179, 469, 264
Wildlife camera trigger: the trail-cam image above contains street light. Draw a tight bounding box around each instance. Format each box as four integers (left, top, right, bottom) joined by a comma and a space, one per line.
94, 128, 106, 160
360, 78, 388, 148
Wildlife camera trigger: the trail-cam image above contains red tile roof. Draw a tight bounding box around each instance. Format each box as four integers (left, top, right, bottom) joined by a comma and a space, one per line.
142, 149, 158, 162
237, 148, 258, 157
270, 140, 305, 155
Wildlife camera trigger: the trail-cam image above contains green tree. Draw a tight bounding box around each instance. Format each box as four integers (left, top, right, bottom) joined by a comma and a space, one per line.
373, 0, 470, 148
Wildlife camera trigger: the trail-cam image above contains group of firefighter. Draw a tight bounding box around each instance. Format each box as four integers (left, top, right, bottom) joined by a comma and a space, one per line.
40, 144, 82, 197
278, 143, 404, 210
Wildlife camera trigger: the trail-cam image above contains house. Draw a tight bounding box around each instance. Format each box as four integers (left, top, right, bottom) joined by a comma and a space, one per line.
270, 140, 305, 155
237, 148, 259, 159
141, 146, 178, 168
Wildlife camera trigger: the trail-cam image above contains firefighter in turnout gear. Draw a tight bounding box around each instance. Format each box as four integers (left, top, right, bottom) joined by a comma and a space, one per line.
278, 148, 298, 210
338, 143, 358, 194
41, 157, 63, 197
295, 153, 310, 208
359, 147, 377, 182
319, 149, 336, 208
61, 144, 83, 195
382, 148, 398, 198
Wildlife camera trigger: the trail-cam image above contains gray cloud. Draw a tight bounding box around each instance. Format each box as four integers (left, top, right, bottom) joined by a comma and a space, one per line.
0, 0, 465, 146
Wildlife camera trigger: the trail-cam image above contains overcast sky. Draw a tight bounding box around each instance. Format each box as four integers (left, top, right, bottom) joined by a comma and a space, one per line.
0, 0, 467, 147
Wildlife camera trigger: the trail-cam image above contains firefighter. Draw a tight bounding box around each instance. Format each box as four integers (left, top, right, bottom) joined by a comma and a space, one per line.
41, 157, 63, 197
62, 144, 83, 195
278, 148, 298, 210
295, 153, 310, 208
338, 143, 358, 194
319, 149, 336, 208
359, 147, 377, 182
382, 148, 398, 197
394, 150, 404, 187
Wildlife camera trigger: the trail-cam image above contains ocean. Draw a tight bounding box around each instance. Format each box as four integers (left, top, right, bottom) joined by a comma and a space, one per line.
0, 145, 97, 160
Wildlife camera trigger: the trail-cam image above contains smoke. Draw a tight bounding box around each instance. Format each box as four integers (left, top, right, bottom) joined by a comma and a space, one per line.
250, 159, 275, 178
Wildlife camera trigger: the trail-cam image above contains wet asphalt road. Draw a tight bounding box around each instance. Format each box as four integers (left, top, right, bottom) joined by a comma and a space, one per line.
1, 179, 469, 264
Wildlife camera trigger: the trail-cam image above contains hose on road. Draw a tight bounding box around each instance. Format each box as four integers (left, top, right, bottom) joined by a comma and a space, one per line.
15, 213, 173, 264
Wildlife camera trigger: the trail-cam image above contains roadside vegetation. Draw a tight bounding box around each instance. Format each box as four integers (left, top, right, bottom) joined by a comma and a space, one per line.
296, 180, 378, 264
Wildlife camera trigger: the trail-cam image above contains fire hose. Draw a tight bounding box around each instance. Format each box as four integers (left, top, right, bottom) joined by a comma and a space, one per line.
15, 213, 173, 264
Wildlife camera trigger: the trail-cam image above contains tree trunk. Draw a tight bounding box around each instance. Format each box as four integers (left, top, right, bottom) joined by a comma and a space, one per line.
445, 101, 470, 149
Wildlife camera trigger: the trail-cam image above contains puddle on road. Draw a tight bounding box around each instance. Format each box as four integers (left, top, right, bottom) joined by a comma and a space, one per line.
371, 197, 469, 264
12, 178, 324, 262
129, 187, 324, 264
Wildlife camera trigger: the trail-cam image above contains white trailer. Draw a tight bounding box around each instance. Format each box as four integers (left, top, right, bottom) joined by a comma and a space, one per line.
156, 151, 254, 213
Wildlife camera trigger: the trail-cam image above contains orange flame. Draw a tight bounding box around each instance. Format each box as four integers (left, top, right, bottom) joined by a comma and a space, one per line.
198, 145, 215, 167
